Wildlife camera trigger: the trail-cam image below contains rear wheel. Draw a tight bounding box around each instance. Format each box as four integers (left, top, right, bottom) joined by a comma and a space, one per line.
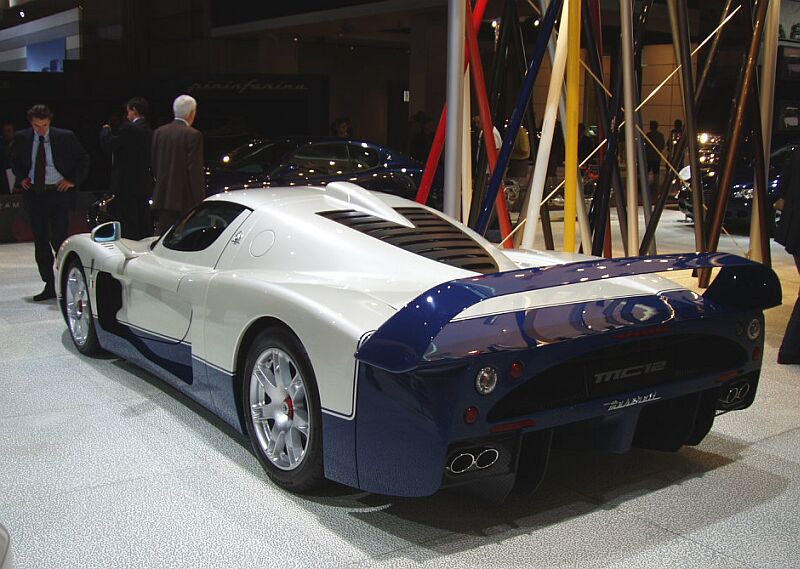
63, 260, 100, 355
242, 327, 324, 492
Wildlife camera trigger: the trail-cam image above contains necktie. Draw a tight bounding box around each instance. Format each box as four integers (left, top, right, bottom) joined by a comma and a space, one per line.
34, 135, 46, 193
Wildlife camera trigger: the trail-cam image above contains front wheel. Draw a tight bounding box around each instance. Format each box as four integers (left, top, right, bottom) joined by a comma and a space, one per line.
62, 259, 100, 355
242, 327, 324, 492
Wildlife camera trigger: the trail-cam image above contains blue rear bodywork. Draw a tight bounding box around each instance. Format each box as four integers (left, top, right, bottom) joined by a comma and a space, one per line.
340, 253, 780, 496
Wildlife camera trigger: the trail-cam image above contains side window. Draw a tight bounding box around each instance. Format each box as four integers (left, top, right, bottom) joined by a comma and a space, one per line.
347, 143, 381, 170
287, 143, 349, 175
163, 202, 248, 252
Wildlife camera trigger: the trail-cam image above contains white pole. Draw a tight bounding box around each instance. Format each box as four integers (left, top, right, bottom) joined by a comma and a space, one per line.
531, 0, 592, 254
750, 0, 780, 259
521, 0, 570, 249
443, 0, 466, 218
461, 69, 473, 222
620, 0, 639, 254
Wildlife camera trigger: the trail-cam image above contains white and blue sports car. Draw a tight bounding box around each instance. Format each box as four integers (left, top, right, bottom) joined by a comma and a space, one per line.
57, 182, 781, 497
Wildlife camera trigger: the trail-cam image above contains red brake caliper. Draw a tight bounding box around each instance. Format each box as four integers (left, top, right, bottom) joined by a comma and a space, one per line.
283, 396, 294, 419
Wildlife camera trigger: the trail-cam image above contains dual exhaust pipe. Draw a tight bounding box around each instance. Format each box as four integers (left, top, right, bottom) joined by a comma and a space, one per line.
447, 447, 500, 474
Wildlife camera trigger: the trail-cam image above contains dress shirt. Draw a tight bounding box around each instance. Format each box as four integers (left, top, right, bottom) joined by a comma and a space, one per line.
28, 130, 64, 184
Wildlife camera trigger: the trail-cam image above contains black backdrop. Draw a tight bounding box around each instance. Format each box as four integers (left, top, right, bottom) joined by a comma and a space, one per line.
0, 71, 329, 193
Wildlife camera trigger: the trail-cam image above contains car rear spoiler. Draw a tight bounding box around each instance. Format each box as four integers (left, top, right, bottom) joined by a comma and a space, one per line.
355, 252, 781, 373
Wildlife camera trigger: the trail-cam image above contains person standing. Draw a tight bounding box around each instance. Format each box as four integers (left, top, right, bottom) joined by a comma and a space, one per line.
775, 147, 800, 364
409, 115, 435, 162
99, 97, 154, 239
11, 104, 89, 301
668, 119, 683, 164
151, 94, 204, 234
645, 120, 666, 183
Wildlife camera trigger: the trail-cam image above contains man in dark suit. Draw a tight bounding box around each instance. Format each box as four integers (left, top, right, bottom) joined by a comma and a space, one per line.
11, 104, 89, 301
100, 97, 154, 239
151, 94, 204, 234
776, 147, 800, 364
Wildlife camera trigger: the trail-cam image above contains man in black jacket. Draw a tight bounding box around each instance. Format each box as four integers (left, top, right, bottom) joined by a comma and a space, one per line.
100, 97, 154, 239
11, 104, 89, 301
776, 147, 800, 364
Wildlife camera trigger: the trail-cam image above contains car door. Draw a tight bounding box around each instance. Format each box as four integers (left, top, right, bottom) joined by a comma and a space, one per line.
116, 201, 251, 342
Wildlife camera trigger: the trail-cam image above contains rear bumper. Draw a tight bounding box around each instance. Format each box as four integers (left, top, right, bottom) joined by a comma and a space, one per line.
351, 313, 763, 497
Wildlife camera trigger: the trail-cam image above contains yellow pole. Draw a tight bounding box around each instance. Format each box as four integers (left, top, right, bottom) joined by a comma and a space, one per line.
564, 0, 581, 252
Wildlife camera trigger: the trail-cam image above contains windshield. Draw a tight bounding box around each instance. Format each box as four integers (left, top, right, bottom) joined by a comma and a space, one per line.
220, 141, 293, 172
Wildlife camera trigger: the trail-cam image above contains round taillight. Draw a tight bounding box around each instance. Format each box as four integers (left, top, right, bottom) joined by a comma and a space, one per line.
464, 406, 479, 424
510, 361, 524, 379
475, 366, 499, 395
746, 318, 761, 341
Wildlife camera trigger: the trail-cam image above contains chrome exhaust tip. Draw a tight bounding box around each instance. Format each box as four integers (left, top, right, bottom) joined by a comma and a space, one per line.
448, 453, 476, 474
447, 447, 500, 474
475, 448, 499, 469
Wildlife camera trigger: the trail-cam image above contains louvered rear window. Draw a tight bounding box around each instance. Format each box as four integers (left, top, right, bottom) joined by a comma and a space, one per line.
318, 207, 499, 274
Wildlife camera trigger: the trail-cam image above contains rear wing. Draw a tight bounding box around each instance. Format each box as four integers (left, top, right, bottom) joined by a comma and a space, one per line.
355, 252, 781, 373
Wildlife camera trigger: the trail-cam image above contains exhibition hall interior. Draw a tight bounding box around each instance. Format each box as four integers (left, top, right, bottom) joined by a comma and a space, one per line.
1, 0, 799, 568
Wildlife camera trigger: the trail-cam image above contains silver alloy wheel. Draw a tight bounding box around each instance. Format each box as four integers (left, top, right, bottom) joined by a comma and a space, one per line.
249, 347, 311, 471
65, 266, 90, 347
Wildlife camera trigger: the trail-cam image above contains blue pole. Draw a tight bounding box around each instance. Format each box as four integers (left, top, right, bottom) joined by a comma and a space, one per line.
475, 0, 563, 235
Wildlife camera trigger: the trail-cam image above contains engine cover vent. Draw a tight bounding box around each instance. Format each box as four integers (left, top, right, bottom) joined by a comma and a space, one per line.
318, 207, 499, 274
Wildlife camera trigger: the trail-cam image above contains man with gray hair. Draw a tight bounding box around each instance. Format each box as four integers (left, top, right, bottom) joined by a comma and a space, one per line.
151, 94, 204, 234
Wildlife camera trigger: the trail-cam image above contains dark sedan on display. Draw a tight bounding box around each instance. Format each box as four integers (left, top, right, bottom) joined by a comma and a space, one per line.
205, 137, 434, 202
678, 140, 796, 232
89, 137, 440, 228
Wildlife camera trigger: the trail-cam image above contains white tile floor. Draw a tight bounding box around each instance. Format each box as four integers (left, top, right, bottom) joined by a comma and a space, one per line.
1, 209, 799, 569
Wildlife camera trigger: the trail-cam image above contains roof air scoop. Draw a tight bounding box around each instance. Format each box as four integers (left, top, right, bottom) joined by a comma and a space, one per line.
324, 181, 415, 228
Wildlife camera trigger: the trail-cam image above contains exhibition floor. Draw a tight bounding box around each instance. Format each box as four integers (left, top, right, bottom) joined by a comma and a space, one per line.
1, 209, 799, 569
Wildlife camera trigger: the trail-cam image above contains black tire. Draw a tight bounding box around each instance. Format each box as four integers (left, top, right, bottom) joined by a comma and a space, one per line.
62, 259, 101, 355
242, 327, 325, 492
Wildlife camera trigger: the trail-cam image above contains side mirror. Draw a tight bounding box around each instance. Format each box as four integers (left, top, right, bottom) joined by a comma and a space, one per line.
91, 221, 121, 243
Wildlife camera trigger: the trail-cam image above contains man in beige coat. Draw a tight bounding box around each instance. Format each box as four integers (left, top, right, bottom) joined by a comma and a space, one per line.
151, 94, 204, 234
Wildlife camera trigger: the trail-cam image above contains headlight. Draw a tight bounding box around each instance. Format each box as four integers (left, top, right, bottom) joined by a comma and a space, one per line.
732, 187, 754, 199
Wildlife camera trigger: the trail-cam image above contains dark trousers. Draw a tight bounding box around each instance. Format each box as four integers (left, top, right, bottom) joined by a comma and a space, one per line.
23, 189, 70, 285
779, 255, 800, 360
109, 193, 153, 240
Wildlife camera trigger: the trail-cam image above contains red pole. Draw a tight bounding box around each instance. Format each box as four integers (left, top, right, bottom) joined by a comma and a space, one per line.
416, 0, 490, 206
465, 0, 513, 245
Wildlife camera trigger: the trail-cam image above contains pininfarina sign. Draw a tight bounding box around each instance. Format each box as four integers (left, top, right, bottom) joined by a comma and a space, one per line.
186, 79, 310, 95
